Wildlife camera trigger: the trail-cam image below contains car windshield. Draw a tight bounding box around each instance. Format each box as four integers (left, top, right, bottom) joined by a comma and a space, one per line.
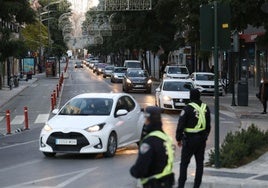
168, 67, 188, 74
128, 70, 148, 77
196, 74, 214, 81
105, 66, 114, 70
163, 81, 194, 91
114, 68, 127, 73
59, 98, 113, 116
126, 62, 141, 68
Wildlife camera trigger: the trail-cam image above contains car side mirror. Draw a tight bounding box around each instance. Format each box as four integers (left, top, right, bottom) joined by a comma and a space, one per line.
116, 109, 128, 117
155, 88, 161, 92
52, 109, 59, 115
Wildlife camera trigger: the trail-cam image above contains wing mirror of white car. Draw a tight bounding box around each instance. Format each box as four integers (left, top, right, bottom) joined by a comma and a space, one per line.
116, 109, 128, 117
155, 88, 161, 92
52, 109, 59, 115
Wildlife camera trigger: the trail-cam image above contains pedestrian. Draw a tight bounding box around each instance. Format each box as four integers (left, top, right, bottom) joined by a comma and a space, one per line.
176, 89, 211, 188
130, 106, 175, 188
257, 79, 268, 114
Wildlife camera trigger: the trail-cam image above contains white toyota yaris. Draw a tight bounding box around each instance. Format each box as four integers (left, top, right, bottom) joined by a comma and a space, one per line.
39, 93, 144, 157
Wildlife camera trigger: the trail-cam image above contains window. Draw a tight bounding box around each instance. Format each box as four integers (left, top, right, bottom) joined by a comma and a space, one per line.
123, 96, 135, 111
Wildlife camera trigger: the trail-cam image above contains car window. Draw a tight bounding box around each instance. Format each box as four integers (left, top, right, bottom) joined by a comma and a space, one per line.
123, 96, 135, 111
168, 67, 188, 74
163, 81, 193, 91
115, 97, 129, 116
127, 70, 148, 77
59, 98, 113, 116
196, 74, 214, 81
114, 68, 127, 73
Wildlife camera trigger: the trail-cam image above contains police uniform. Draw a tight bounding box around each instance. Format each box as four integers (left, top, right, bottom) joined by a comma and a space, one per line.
130, 106, 174, 188
176, 89, 211, 188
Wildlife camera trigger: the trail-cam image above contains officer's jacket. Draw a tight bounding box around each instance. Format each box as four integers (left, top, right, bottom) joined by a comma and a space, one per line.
130, 130, 170, 179
176, 100, 211, 142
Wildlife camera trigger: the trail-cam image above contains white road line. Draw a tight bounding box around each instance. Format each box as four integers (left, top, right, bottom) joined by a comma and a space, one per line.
0, 116, 4, 121
0, 159, 42, 173
0, 140, 38, 150
11, 115, 24, 125
34, 114, 49, 124
4, 167, 98, 188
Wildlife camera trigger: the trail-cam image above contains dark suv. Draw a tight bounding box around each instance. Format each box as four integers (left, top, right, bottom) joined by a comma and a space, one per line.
122, 69, 152, 93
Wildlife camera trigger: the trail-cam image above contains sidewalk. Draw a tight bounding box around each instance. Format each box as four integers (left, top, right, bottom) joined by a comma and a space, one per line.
172, 79, 268, 188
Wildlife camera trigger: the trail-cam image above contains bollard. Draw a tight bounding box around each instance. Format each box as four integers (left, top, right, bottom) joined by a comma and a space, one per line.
24, 106, 29, 130
6, 110, 11, 134
51, 94, 54, 111
53, 90, 56, 105
56, 84, 59, 98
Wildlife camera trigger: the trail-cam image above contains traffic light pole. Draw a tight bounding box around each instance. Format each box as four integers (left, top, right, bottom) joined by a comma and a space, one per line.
213, 1, 220, 168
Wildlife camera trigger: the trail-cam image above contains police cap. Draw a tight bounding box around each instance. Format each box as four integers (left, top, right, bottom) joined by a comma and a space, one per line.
144, 106, 162, 122
190, 88, 201, 101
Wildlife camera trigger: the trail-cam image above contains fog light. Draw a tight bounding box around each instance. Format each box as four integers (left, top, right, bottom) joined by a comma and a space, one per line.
40, 137, 46, 147
94, 139, 103, 149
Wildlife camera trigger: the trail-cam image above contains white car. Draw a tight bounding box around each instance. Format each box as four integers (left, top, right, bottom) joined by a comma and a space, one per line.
190, 72, 224, 96
163, 65, 189, 79
39, 93, 144, 157
155, 79, 194, 111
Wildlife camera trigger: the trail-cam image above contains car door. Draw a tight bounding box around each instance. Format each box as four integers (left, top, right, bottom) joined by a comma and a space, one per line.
114, 96, 139, 145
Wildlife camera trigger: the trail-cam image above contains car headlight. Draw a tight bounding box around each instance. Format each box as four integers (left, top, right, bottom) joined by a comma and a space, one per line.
85, 123, 106, 132
147, 79, 152, 84
114, 75, 118, 78
43, 124, 52, 132
126, 78, 132, 84
163, 95, 172, 101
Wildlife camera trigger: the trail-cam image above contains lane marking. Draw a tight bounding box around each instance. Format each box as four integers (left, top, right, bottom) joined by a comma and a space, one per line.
34, 114, 49, 124
0, 159, 42, 173
0, 140, 38, 150
4, 167, 98, 188
11, 115, 24, 125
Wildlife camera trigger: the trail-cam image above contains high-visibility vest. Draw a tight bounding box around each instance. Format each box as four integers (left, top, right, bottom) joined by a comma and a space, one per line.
184, 102, 207, 133
140, 130, 174, 185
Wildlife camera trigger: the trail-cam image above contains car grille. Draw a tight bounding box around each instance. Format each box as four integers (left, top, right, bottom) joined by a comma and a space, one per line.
173, 98, 190, 109
46, 132, 89, 152
202, 85, 214, 89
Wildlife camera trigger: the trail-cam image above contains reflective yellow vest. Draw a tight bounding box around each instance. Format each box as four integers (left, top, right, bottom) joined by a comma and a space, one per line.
140, 130, 174, 185
184, 102, 207, 133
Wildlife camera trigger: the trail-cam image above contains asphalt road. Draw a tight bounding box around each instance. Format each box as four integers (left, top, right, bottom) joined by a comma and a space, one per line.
0, 60, 240, 188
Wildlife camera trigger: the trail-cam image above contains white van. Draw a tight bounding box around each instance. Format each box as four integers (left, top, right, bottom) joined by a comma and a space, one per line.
123, 60, 142, 69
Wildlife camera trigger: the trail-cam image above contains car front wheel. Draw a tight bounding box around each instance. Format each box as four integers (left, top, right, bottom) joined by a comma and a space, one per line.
104, 132, 117, 158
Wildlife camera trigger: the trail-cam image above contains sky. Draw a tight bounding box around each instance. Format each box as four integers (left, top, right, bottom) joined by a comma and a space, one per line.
68, 0, 99, 13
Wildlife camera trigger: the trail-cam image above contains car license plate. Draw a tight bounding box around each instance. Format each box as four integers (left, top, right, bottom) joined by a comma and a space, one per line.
135, 85, 144, 88
55, 139, 77, 145
175, 102, 184, 106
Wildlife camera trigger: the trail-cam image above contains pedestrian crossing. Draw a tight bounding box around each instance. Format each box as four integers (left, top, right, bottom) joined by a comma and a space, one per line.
0, 113, 50, 125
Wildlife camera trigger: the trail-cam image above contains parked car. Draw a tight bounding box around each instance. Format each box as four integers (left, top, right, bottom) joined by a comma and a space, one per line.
74, 61, 83, 68
111, 67, 127, 83
103, 65, 114, 78
122, 69, 152, 93
163, 65, 189, 79
155, 79, 194, 111
39, 93, 144, 157
190, 72, 224, 95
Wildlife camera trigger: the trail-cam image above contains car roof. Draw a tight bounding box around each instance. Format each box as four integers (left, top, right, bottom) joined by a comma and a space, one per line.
162, 78, 192, 82
193, 72, 214, 75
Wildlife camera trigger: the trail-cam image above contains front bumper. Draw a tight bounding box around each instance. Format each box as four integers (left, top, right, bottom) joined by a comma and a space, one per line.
161, 98, 190, 110
125, 83, 151, 91
39, 131, 107, 154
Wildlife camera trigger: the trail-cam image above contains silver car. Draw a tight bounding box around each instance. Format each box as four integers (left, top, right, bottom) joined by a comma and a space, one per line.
111, 67, 127, 83
103, 65, 114, 78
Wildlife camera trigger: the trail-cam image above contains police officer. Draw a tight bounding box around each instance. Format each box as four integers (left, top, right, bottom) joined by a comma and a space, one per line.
130, 106, 174, 188
176, 89, 211, 188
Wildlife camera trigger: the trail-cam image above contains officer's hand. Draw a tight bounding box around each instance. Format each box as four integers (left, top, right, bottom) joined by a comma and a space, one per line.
177, 141, 182, 147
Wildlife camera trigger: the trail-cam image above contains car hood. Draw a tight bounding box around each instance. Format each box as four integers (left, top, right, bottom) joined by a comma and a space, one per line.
47, 115, 109, 129
161, 90, 190, 99
167, 74, 189, 78
195, 80, 221, 86
129, 77, 148, 82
